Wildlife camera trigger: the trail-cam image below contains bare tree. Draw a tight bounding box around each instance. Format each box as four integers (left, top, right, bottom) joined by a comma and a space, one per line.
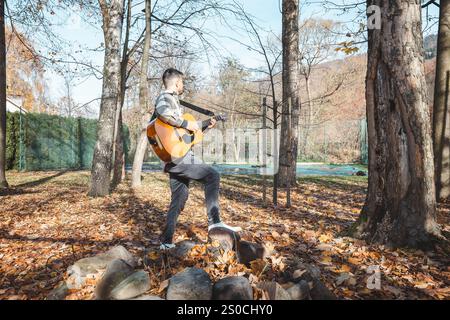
88, 0, 124, 197
215, 58, 260, 162
352, 0, 441, 248
433, 0, 450, 200
131, 0, 152, 189
279, 0, 301, 188
229, 4, 283, 203
56, 69, 95, 118
298, 18, 340, 155
111, 0, 134, 189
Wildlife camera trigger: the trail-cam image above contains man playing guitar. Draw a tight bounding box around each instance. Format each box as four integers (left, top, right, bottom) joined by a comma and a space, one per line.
153, 68, 241, 250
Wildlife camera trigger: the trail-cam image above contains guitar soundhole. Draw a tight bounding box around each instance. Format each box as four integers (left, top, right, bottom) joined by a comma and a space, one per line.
182, 133, 194, 144
147, 137, 157, 146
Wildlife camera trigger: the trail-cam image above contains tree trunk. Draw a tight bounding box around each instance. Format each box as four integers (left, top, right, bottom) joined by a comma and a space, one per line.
0, 0, 8, 189
300, 75, 312, 158
131, 0, 152, 189
111, 109, 125, 188
433, 0, 450, 201
352, 0, 441, 249
111, 0, 132, 189
88, 0, 124, 197
279, 0, 300, 187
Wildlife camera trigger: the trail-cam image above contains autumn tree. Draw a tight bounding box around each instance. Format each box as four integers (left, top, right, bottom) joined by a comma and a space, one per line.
352, 0, 441, 248
0, 0, 7, 189
88, 0, 124, 197
5, 1, 96, 113
433, 0, 450, 200
279, 0, 301, 187
215, 58, 260, 162
4, 30, 47, 112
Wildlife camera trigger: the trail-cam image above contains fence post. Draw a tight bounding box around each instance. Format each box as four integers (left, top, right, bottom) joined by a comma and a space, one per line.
18, 109, 24, 171
78, 117, 83, 169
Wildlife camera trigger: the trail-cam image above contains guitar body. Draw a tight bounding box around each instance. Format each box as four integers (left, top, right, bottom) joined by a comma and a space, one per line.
147, 113, 204, 162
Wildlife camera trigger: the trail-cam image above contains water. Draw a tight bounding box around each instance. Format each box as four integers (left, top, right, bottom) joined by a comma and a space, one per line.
129, 162, 367, 176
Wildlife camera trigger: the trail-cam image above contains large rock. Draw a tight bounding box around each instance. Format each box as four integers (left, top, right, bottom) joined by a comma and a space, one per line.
105, 246, 137, 267
236, 241, 268, 266
110, 270, 151, 300
67, 259, 108, 289
171, 240, 197, 259
257, 282, 291, 300
286, 280, 311, 300
213, 276, 253, 300
94, 259, 134, 300
291, 263, 321, 282
290, 263, 335, 300
310, 279, 336, 300
208, 227, 240, 252
166, 267, 212, 300
67, 246, 137, 289
47, 282, 69, 300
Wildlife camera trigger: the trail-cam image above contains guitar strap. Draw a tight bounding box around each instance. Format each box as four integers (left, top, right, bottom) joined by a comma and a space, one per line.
148, 96, 215, 126
179, 100, 215, 116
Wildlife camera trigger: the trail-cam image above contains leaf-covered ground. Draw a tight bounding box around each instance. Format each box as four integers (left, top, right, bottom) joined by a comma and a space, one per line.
0, 170, 448, 300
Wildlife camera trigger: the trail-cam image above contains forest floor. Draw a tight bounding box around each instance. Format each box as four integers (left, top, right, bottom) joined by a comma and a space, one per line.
0, 170, 449, 300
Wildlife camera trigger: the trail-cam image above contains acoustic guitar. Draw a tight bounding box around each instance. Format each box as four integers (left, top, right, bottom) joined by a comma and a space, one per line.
147, 113, 226, 162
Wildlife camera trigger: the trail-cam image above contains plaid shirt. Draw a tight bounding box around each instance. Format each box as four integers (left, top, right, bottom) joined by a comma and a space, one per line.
154, 89, 187, 128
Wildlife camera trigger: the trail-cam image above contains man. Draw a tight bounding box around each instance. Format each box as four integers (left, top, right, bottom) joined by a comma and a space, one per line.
154, 68, 241, 250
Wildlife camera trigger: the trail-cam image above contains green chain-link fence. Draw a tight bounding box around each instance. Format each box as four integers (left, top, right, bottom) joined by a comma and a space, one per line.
6, 112, 129, 171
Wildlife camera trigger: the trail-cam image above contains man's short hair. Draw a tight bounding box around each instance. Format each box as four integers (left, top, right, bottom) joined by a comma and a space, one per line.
162, 68, 184, 87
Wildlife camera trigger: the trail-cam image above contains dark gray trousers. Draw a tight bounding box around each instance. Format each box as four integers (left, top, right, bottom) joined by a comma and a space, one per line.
160, 162, 222, 244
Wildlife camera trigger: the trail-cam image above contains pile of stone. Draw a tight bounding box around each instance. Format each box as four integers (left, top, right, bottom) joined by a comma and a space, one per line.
163, 229, 337, 300
47, 245, 159, 300
47, 230, 336, 300
164, 264, 335, 300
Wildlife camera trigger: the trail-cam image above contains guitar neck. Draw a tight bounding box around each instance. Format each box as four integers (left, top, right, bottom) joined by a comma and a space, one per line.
200, 116, 223, 131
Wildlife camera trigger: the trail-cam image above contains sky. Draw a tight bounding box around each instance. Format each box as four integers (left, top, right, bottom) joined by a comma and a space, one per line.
11, 0, 439, 115
42, 0, 362, 111
43, 0, 287, 105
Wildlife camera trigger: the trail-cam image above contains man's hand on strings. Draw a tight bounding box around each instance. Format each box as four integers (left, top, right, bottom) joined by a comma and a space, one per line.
186, 121, 200, 132
207, 118, 217, 129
